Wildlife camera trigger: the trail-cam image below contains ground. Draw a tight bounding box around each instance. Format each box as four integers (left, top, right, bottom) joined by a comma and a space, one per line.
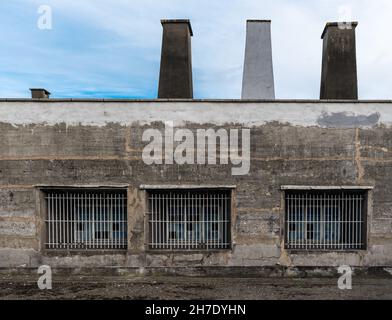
1, 274, 392, 300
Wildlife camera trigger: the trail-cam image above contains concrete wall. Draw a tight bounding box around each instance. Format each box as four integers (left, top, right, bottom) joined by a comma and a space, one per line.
0, 99, 391, 268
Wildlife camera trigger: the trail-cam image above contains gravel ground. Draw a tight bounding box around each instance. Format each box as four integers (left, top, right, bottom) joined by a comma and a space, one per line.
1, 275, 392, 300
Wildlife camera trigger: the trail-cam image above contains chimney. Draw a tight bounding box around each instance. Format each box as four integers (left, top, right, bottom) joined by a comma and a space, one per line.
30, 88, 51, 99
158, 19, 193, 99
241, 20, 275, 100
320, 22, 358, 100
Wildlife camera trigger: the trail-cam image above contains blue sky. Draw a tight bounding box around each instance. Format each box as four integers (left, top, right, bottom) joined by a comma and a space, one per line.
0, 0, 391, 99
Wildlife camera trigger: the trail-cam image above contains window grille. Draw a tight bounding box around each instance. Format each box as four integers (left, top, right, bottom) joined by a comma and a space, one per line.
148, 190, 231, 250
45, 190, 127, 250
285, 190, 366, 250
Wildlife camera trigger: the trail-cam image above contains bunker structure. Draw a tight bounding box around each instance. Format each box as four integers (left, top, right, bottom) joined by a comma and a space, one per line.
1, 20, 392, 271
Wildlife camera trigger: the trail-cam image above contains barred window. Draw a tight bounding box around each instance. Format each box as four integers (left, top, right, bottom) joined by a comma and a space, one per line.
285, 190, 366, 250
45, 190, 127, 250
148, 190, 231, 250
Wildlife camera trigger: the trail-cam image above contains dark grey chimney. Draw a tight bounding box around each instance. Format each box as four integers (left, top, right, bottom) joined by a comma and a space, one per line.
158, 19, 193, 99
30, 88, 51, 99
320, 22, 358, 100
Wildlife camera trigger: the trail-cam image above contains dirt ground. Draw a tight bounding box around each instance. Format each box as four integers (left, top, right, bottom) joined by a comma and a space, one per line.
1, 274, 392, 300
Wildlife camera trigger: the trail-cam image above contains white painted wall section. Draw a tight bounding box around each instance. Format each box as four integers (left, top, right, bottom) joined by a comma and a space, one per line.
0, 101, 391, 128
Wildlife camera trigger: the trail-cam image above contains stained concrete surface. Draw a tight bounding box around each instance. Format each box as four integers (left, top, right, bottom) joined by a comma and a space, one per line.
1, 275, 392, 300
317, 111, 380, 128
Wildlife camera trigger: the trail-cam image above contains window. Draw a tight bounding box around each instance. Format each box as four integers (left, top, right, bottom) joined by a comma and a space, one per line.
285, 190, 366, 250
147, 189, 231, 250
45, 190, 127, 250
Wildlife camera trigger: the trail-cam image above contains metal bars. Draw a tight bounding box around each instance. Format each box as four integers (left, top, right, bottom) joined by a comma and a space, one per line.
285, 191, 366, 250
45, 190, 127, 250
148, 190, 231, 250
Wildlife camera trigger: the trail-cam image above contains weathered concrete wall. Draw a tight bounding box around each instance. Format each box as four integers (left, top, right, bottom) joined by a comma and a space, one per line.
0, 100, 391, 268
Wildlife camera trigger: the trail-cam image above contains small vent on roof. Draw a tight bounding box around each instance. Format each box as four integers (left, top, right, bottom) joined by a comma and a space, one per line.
30, 88, 51, 99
